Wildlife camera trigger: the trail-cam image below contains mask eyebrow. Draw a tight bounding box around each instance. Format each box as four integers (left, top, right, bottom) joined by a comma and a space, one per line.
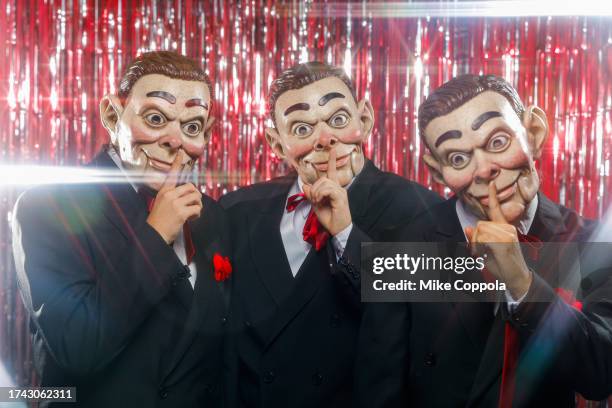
471, 111, 502, 130
185, 98, 208, 110
435, 130, 462, 148
146, 91, 176, 104
318, 92, 345, 106
284, 103, 310, 116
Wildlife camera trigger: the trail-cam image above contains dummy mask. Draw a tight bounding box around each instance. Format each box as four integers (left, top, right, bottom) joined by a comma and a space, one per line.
265, 61, 374, 187
100, 51, 215, 190
419, 74, 549, 224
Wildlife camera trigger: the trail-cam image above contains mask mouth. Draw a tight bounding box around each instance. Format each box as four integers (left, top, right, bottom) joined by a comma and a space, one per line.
469, 175, 520, 207
303, 146, 356, 172
141, 148, 192, 172
310, 152, 352, 172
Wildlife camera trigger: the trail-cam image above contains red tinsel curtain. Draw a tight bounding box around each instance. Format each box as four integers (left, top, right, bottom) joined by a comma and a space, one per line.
0, 1, 611, 401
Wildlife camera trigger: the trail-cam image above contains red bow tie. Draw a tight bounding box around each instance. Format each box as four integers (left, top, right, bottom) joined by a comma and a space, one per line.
141, 191, 196, 265
286, 193, 330, 251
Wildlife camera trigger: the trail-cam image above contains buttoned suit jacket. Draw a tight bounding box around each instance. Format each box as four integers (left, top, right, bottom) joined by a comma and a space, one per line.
355, 194, 612, 407
219, 160, 442, 408
12, 150, 231, 407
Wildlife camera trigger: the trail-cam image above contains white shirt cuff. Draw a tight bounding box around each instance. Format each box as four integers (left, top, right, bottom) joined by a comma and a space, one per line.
332, 223, 353, 260
505, 284, 530, 312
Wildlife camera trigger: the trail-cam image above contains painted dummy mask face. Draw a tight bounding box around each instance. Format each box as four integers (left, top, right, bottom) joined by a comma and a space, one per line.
100, 73, 213, 191
423, 91, 548, 224
266, 77, 374, 187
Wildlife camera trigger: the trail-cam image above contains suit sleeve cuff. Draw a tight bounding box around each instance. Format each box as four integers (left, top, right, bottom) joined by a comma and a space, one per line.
134, 220, 192, 288
332, 223, 353, 259
505, 270, 532, 312
508, 273, 559, 331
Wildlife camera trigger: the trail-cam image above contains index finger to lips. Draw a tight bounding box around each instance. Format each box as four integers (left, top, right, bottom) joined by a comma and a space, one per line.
327, 148, 338, 183
163, 150, 183, 189
487, 181, 507, 224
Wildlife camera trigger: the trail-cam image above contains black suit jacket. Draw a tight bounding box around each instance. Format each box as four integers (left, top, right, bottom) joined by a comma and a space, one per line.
219, 160, 441, 408
358, 194, 612, 407
11, 151, 231, 407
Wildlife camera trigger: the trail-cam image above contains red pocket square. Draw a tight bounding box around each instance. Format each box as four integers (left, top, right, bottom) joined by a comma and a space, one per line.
555, 287, 583, 311
213, 253, 233, 282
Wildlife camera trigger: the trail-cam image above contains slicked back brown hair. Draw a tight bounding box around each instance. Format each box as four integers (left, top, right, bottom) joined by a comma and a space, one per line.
418, 74, 525, 147
118, 51, 213, 102
268, 61, 357, 125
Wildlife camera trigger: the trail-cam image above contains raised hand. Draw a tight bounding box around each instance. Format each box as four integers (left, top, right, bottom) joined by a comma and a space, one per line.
465, 181, 532, 299
146, 151, 203, 244
302, 149, 352, 236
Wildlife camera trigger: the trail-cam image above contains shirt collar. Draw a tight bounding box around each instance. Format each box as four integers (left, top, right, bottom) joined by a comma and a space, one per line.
455, 194, 539, 237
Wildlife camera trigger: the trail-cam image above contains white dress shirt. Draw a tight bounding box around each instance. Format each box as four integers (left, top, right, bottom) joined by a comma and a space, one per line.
455, 195, 539, 310
107, 147, 197, 289
281, 177, 353, 277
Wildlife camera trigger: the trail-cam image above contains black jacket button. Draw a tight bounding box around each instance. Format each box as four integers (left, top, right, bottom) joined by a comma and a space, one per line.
424, 353, 436, 367
312, 372, 323, 386
263, 370, 275, 384
159, 387, 168, 399
221, 317, 228, 325
177, 265, 191, 279
330, 314, 341, 328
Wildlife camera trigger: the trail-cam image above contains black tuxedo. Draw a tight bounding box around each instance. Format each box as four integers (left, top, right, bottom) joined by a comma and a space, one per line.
358, 194, 612, 407
219, 160, 441, 408
11, 151, 231, 407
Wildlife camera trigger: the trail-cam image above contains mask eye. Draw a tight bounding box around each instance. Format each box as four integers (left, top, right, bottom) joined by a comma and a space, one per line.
487, 133, 510, 152
182, 121, 202, 137
328, 112, 349, 128
448, 152, 471, 169
144, 112, 167, 127
292, 123, 313, 138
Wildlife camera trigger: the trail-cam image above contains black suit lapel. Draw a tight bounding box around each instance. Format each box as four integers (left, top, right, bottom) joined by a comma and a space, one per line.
247, 176, 296, 305
431, 197, 465, 242
263, 247, 327, 349
259, 164, 376, 347
258, 165, 380, 349
347, 160, 375, 222
528, 193, 568, 241
89, 151, 149, 241
91, 151, 196, 312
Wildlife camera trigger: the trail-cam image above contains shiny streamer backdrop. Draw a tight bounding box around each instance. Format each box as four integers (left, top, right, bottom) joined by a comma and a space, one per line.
1, 0, 611, 391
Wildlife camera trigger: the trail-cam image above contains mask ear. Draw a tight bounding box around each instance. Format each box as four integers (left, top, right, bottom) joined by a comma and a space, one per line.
423, 153, 445, 186
203, 116, 216, 143
99, 95, 124, 144
357, 99, 375, 141
522, 105, 548, 160
265, 127, 286, 160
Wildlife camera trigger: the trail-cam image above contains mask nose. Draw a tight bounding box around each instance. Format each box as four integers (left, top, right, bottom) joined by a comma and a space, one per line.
158, 133, 183, 150
473, 150, 500, 184
313, 129, 338, 151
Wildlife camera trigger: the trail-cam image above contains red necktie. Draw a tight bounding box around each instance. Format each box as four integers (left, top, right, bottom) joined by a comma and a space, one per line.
142, 192, 196, 265
498, 233, 542, 408
286, 193, 330, 251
